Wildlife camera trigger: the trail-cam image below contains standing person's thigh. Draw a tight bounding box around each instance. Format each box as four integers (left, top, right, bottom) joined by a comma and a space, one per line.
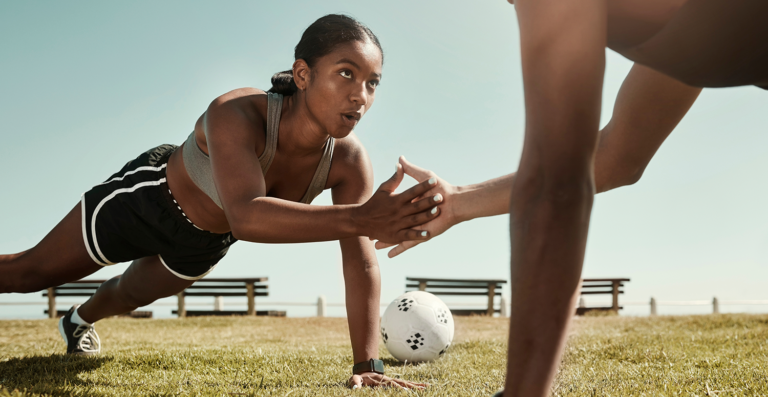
633, 0, 768, 87
2, 203, 103, 293
116, 256, 195, 304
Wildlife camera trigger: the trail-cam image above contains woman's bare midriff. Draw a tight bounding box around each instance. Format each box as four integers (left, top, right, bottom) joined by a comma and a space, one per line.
166, 145, 233, 234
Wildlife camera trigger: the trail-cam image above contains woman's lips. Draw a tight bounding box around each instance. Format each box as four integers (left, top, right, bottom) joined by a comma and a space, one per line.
341, 113, 360, 128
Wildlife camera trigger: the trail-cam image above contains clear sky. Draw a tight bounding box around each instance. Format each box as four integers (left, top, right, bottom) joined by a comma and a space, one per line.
2, 1, 768, 318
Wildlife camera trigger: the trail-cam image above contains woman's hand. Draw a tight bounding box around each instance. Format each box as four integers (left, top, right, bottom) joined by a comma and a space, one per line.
353, 162, 443, 244
348, 372, 428, 390
374, 157, 460, 258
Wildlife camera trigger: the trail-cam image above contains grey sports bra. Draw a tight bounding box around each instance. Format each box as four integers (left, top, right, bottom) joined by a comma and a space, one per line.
182, 92, 334, 208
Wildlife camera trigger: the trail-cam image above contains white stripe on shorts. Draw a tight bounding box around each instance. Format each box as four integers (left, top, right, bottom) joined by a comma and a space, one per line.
94, 164, 168, 187
81, 195, 107, 266
158, 255, 217, 281
91, 178, 167, 265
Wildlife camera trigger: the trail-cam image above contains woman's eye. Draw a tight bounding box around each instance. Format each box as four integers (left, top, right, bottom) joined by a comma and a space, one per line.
368, 80, 379, 88
340, 70, 352, 79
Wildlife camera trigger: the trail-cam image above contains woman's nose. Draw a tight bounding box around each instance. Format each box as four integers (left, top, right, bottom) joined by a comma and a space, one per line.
349, 83, 368, 106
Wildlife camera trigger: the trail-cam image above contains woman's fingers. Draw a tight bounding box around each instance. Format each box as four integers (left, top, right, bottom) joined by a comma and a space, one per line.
388, 377, 428, 389
399, 174, 438, 203
378, 163, 405, 194
375, 240, 397, 249
349, 374, 363, 389
405, 192, 443, 215
399, 156, 432, 180
399, 228, 431, 241
388, 240, 421, 258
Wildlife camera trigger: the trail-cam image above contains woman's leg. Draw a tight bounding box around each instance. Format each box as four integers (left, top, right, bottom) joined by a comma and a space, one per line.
77, 255, 194, 323
0, 203, 103, 293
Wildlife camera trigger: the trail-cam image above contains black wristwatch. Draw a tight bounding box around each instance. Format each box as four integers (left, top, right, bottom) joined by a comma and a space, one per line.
352, 358, 385, 375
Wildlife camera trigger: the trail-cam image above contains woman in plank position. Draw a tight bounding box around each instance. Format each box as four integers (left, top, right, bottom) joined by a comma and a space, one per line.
377, 0, 767, 395
0, 14, 440, 390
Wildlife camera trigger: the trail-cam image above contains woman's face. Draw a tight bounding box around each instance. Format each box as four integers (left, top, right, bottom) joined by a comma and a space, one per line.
301, 39, 383, 139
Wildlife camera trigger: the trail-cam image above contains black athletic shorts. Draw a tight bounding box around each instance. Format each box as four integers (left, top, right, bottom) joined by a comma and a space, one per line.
81, 144, 236, 280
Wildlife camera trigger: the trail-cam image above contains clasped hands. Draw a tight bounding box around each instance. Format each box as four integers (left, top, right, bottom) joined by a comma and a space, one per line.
359, 156, 457, 258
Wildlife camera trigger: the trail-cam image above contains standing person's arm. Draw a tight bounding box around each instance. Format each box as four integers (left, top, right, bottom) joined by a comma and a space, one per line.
330, 140, 428, 390
377, 63, 701, 257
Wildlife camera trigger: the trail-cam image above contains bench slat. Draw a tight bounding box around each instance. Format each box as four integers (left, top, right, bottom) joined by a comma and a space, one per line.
581, 283, 624, 288
43, 291, 96, 296
406, 277, 507, 284
406, 283, 504, 289
582, 278, 630, 282
172, 310, 284, 317
183, 292, 268, 297
406, 291, 502, 296
184, 285, 267, 290
191, 278, 268, 283
580, 290, 624, 295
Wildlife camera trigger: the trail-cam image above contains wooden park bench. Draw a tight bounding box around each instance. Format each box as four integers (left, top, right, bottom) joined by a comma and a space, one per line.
43, 280, 152, 319
576, 278, 630, 315
406, 277, 506, 316
172, 277, 285, 317
43, 277, 285, 318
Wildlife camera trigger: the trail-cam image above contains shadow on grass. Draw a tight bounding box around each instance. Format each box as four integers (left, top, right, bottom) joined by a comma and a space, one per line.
0, 354, 111, 393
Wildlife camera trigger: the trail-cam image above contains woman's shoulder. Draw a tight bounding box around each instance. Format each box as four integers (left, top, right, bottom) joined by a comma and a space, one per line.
327, 132, 373, 189
208, 87, 271, 123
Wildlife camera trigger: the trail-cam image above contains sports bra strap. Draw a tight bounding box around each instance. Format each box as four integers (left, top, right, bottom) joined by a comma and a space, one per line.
182, 91, 334, 208
300, 136, 335, 204
259, 93, 282, 173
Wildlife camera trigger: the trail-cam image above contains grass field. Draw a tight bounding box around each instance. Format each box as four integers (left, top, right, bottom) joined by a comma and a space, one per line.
0, 314, 767, 396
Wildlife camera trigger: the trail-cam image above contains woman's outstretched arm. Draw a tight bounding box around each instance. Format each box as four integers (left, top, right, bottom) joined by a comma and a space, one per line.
377, 63, 701, 257
203, 92, 442, 245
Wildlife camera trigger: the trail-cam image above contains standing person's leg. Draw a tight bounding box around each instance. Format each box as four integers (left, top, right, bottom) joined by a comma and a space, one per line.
505, 140, 597, 396
0, 203, 103, 293
77, 255, 195, 322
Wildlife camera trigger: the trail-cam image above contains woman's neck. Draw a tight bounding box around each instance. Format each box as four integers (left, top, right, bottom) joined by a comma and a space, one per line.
276, 93, 329, 157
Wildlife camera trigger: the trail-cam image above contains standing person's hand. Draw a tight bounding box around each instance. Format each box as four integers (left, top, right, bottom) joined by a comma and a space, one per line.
374, 156, 460, 257
348, 373, 428, 390
354, 162, 444, 244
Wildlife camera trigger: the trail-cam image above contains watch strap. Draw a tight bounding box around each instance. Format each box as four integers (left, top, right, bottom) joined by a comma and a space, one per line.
352, 358, 385, 375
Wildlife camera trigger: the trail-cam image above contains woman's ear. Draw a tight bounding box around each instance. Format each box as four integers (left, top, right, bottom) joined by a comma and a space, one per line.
292, 59, 310, 91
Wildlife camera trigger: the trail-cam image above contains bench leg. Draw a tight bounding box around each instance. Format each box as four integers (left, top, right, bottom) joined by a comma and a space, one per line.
177, 292, 186, 318
246, 282, 255, 316
487, 284, 496, 316
611, 281, 620, 313
47, 287, 56, 319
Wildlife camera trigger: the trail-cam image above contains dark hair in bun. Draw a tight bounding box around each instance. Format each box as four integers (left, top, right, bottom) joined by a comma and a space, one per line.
268, 14, 383, 96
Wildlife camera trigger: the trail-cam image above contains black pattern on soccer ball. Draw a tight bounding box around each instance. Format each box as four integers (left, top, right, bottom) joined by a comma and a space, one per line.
381, 327, 388, 342
397, 298, 415, 312
439, 343, 450, 355
436, 308, 449, 324
406, 332, 425, 350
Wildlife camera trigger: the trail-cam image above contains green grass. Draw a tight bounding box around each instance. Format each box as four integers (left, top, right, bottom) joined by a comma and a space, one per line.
0, 314, 767, 396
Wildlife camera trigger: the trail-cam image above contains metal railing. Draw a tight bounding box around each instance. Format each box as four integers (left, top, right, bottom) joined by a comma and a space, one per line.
4, 296, 768, 317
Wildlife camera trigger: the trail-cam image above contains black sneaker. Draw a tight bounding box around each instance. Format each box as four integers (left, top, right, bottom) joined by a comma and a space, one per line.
58, 305, 101, 355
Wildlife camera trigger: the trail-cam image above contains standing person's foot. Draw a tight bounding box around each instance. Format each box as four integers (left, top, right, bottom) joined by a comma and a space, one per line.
58, 305, 101, 355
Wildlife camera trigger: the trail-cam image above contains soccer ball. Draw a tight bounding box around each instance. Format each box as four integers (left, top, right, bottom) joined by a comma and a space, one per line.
380, 291, 454, 363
